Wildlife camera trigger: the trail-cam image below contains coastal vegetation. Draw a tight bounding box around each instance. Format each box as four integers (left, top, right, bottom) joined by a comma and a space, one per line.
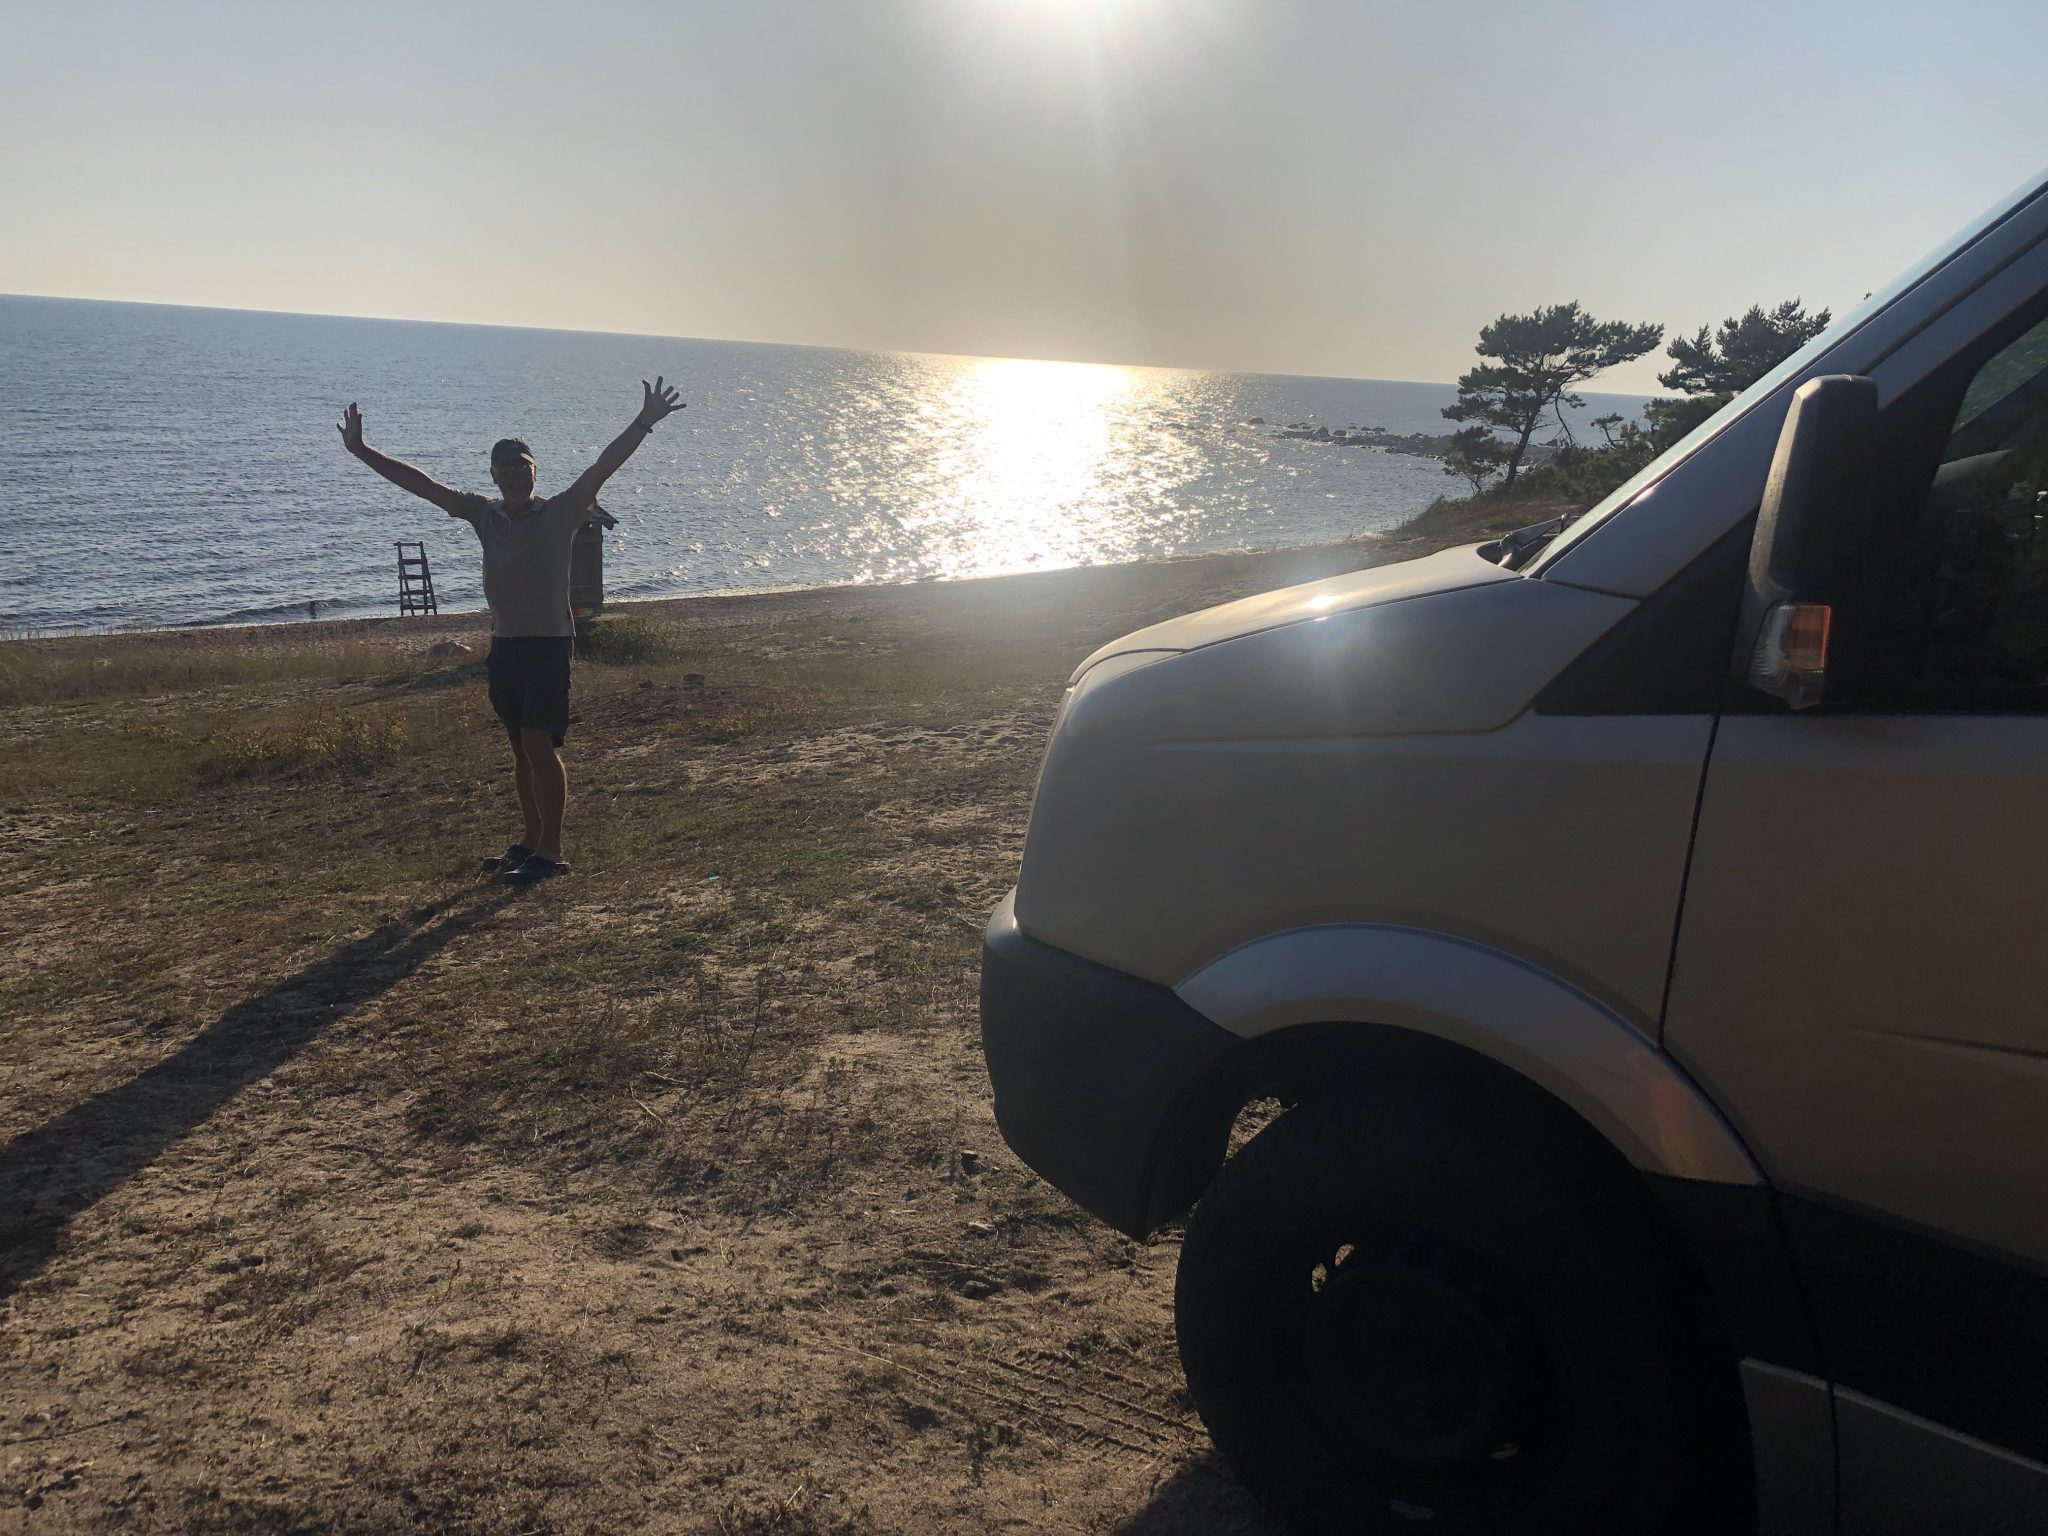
1441, 301, 1665, 490
576, 612, 696, 667
1442, 297, 1832, 512
1237, 296, 1828, 529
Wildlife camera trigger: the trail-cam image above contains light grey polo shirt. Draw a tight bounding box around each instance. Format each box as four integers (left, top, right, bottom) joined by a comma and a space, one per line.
449, 492, 592, 638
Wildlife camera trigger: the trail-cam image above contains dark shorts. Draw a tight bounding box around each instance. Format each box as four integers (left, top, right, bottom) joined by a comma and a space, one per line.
487, 637, 573, 747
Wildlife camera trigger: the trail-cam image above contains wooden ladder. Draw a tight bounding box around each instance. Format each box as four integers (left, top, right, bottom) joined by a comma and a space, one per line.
396, 541, 438, 616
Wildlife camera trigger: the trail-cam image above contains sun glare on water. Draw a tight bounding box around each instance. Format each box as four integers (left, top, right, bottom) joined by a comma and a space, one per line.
899, 356, 1185, 579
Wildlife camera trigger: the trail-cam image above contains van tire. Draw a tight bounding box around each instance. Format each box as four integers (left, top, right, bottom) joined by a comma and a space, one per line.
1175, 1089, 1738, 1535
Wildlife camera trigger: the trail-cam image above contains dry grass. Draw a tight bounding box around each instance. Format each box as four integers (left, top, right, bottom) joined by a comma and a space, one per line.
0, 627, 437, 707
0, 517, 1528, 1533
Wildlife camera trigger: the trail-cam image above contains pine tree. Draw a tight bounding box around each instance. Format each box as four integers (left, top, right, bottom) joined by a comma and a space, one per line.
1443, 426, 1509, 494
1659, 300, 1831, 396
1442, 303, 1663, 489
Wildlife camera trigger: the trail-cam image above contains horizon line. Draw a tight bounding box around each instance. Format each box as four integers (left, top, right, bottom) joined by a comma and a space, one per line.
0, 289, 1662, 399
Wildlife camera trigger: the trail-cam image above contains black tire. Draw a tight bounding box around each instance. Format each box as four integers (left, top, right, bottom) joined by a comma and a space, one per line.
1176, 1087, 1741, 1535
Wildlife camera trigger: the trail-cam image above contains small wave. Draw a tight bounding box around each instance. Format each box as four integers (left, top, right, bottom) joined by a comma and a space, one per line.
184, 596, 360, 627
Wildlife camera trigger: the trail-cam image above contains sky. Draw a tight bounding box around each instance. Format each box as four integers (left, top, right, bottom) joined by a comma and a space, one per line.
3, 0, 2045, 390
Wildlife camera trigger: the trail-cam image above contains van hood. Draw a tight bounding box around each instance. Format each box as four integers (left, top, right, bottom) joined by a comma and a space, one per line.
1070, 544, 1518, 683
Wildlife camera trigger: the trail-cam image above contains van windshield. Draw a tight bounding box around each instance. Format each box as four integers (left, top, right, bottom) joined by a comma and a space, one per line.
1530, 170, 2048, 573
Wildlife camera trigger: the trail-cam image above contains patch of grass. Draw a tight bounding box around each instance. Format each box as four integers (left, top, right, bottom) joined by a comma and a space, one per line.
468, 1325, 529, 1361
123, 1339, 216, 1385
530, 1002, 673, 1094
578, 613, 690, 666
907, 817, 990, 847
197, 710, 410, 782
696, 699, 776, 742
712, 1487, 871, 1535
0, 632, 428, 706
0, 970, 63, 1011
200, 1238, 366, 1338
1399, 490, 1583, 547
589, 1217, 655, 1259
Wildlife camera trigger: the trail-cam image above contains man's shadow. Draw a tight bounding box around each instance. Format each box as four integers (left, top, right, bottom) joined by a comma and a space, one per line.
0, 887, 511, 1302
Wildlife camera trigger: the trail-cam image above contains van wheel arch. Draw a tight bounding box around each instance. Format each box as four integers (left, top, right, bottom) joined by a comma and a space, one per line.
1156, 1021, 1638, 1227
1153, 1021, 1746, 1364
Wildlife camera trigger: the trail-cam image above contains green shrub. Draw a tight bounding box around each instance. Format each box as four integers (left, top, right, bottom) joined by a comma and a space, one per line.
198, 711, 409, 781
578, 614, 688, 666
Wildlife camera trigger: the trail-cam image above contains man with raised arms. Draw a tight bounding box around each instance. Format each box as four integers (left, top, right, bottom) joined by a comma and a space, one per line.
338, 378, 686, 885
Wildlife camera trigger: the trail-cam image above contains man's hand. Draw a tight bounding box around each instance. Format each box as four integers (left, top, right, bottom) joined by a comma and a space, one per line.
338, 402, 365, 456
555, 375, 684, 513
336, 406, 474, 516
634, 376, 686, 431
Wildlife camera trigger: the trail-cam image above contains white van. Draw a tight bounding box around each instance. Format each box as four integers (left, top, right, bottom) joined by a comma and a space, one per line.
981, 171, 2048, 1536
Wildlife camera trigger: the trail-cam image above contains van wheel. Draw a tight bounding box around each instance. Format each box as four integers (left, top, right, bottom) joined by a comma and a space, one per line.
1175, 1091, 1737, 1535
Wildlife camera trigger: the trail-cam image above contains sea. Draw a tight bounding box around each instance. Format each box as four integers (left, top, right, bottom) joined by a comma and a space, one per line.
0, 296, 1648, 633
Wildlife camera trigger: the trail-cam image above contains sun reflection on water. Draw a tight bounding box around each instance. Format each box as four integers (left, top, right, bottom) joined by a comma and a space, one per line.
880, 354, 1196, 581
2, 299, 1495, 627
668, 346, 1458, 597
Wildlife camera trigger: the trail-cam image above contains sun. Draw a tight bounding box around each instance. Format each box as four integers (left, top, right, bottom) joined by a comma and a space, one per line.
990, 0, 1155, 32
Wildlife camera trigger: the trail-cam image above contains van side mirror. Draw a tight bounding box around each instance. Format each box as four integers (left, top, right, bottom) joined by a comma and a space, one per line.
1746, 375, 1879, 708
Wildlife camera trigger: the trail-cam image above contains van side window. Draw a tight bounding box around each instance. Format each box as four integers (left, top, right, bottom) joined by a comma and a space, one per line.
1901, 314, 2048, 704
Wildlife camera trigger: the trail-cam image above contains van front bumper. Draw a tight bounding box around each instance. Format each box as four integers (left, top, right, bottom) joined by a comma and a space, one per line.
979, 891, 1240, 1239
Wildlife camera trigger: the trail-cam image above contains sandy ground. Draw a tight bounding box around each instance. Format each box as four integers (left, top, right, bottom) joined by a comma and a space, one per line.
1, 503, 1540, 1534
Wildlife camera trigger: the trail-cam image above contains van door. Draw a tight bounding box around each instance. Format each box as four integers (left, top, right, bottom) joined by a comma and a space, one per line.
1665, 293, 2048, 1528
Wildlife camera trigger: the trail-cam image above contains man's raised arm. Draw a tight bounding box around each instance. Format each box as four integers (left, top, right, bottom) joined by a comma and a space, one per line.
555, 377, 686, 514
337, 403, 478, 518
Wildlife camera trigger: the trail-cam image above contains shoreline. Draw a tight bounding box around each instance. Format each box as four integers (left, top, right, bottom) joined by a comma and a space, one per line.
7, 536, 1409, 645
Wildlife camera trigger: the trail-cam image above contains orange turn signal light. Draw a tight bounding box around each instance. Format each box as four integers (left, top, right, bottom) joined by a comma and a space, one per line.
1750, 601, 1832, 710
1779, 603, 1831, 671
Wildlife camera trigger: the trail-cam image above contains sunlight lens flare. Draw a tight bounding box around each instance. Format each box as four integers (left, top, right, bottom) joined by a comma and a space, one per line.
988, 0, 1179, 50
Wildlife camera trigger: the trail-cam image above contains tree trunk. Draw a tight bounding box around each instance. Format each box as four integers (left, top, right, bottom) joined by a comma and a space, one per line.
1503, 419, 1537, 490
